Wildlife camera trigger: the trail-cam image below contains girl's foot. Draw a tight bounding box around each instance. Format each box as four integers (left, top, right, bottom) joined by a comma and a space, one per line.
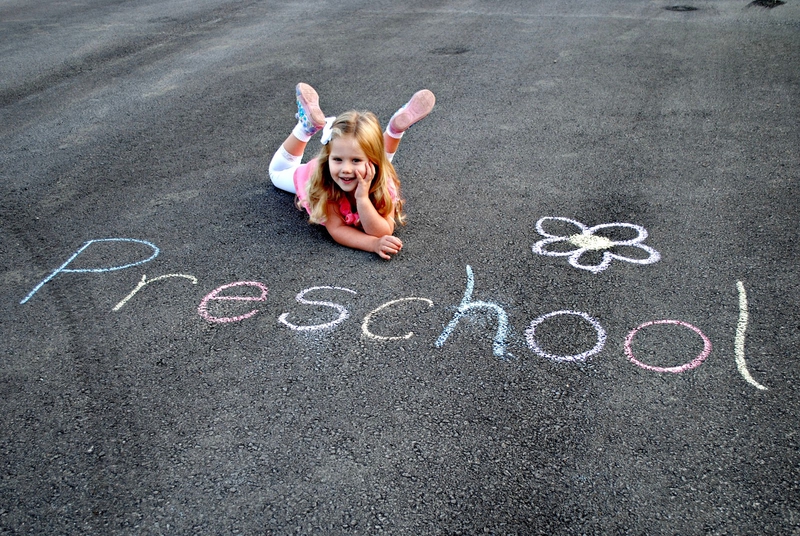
388, 89, 435, 135
295, 83, 326, 136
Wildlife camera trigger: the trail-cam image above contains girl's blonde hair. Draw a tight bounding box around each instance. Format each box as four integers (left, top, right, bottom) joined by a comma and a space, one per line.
301, 111, 405, 226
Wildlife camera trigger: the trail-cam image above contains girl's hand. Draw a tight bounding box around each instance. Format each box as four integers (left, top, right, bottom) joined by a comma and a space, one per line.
374, 235, 403, 260
355, 161, 375, 200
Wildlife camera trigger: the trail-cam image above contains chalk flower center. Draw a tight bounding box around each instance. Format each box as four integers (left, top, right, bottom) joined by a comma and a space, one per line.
568, 233, 613, 251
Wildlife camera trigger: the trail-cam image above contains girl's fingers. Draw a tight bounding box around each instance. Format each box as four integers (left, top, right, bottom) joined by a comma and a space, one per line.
385, 243, 401, 255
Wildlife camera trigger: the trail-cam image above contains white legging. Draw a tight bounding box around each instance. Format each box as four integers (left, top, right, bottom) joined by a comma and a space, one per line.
268, 144, 396, 194
268, 145, 301, 194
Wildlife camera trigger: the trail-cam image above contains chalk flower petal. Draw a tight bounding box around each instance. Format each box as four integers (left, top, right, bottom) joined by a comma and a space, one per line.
532, 217, 586, 257
569, 250, 614, 273
608, 244, 661, 265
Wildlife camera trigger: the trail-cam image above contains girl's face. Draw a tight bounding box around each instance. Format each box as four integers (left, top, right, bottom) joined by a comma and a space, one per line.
328, 134, 369, 193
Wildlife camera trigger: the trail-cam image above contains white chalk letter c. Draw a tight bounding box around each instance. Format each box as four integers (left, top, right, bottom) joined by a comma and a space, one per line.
361, 297, 434, 340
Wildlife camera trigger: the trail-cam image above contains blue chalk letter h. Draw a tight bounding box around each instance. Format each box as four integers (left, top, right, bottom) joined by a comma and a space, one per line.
435, 265, 510, 358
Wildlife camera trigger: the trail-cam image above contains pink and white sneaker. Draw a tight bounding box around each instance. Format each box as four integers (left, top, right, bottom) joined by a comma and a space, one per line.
388, 89, 436, 135
295, 83, 326, 137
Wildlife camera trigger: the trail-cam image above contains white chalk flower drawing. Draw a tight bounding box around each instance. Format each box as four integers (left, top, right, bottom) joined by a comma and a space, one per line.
532, 217, 660, 273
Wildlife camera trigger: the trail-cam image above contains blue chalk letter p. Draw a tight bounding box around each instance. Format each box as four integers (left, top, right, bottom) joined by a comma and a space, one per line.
20, 238, 159, 304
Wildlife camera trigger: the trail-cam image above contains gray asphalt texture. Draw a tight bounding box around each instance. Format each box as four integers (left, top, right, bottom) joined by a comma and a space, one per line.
2, 0, 799, 534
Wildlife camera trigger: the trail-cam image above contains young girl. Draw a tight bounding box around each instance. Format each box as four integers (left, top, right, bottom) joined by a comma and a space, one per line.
268, 83, 435, 259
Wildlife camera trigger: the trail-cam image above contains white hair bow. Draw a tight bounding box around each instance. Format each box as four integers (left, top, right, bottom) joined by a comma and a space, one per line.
320, 116, 336, 145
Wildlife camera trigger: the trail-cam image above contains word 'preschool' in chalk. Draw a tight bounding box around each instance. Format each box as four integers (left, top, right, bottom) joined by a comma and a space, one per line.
19, 238, 767, 390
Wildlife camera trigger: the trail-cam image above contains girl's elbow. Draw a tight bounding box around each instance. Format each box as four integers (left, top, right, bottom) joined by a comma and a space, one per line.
326, 226, 346, 245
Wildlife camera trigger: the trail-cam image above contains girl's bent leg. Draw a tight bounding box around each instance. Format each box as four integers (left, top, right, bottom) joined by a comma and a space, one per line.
269, 145, 301, 193
283, 131, 309, 158
383, 132, 399, 162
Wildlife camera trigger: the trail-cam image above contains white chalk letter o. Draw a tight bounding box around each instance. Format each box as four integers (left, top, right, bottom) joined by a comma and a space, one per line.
526, 310, 606, 363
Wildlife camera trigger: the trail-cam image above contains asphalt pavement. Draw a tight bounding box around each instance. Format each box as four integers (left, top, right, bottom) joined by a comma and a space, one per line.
2, 0, 799, 533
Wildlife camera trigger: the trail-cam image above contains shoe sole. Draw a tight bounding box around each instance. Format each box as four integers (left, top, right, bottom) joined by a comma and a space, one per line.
392, 89, 435, 132
296, 83, 326, 129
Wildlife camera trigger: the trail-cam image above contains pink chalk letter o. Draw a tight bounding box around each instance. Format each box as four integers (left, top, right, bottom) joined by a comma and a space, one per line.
624, 319, 711, 373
